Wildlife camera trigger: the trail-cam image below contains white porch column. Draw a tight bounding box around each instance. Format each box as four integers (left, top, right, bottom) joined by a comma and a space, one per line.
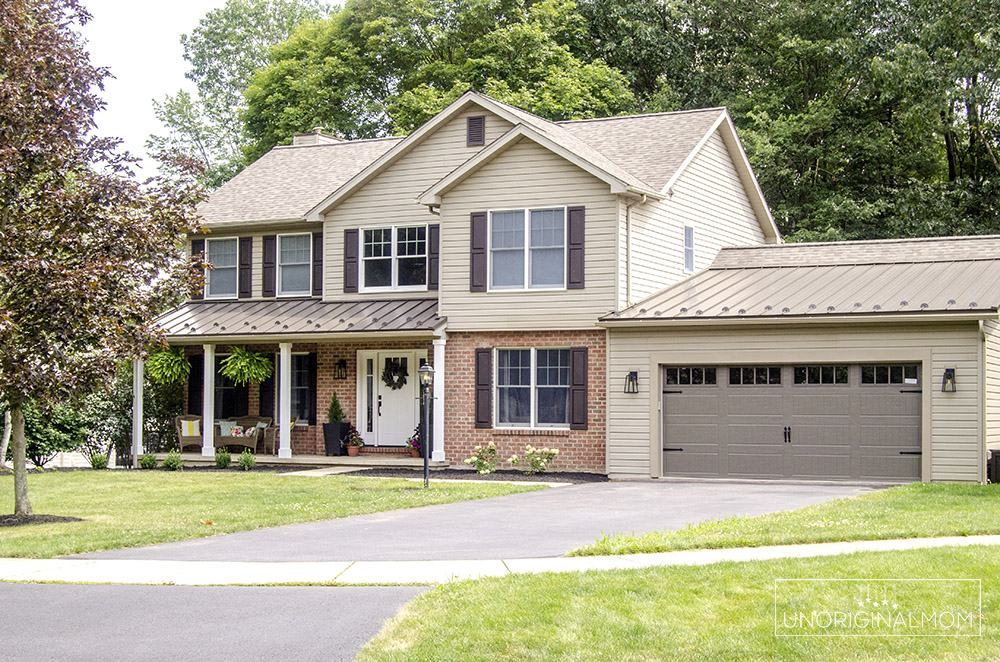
131, 359, 144, 468
278, 342, 293, 458
432, 333, 447, 462
202, 344, 215, 456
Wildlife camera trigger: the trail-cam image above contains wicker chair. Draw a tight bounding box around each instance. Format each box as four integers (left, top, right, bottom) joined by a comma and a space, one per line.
174, 415, 204, 453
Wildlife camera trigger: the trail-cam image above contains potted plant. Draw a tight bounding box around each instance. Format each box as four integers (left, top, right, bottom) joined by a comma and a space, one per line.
322, 392, 351, 456
344, 425, 364, 457
219, 346, 273, 385
405, 425, 422, 458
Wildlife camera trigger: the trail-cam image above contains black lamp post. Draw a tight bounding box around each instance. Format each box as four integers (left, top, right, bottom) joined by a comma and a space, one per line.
418, 363, 434, 488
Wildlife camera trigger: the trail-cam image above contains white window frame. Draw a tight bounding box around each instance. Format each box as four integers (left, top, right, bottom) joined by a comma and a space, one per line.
683, 225, 695, 273
205, 237, 239, 300
493, 347, 571, 430
276, 232, 313, 297
359, 224, 429, 292
487, 207, 568, 292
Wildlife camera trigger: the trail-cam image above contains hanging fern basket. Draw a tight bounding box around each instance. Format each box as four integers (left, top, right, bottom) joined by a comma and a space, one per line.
146, 347, 191, 385
220, 347, 274, 386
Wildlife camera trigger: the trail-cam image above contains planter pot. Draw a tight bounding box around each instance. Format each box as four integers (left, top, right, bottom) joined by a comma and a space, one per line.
347, 446, 360, 457
323, 422, 353, 456
409, 448, 421, 458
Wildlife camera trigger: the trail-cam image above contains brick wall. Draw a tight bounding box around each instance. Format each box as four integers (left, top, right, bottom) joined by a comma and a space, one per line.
444, 330, 607, 473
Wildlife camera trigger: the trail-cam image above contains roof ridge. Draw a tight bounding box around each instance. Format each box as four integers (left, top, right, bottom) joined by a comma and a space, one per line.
557, 107, 727, 125
709, 255, 1000, 270
719, 234, 1000, 251
273, 135, 405, 150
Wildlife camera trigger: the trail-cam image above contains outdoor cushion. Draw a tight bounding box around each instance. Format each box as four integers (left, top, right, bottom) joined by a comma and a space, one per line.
256, 421, 269, 430
181, 419, 200, 437
229, 425, 246, 438
218, 420, 236, 436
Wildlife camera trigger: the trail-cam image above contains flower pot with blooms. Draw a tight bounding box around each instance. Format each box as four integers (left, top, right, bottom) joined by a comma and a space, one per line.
344, 425, 364, 457
405, 425, 422, 458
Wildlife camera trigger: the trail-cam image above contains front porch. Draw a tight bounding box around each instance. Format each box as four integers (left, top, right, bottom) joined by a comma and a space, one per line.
154, 452, 449, 469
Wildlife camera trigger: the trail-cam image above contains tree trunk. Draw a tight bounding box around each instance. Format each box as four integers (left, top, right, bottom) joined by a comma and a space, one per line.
0, 409, 10, 470
11, 407, 31, 516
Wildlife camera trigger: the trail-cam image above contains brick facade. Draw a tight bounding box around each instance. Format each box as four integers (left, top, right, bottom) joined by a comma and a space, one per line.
443, 330, 607, 473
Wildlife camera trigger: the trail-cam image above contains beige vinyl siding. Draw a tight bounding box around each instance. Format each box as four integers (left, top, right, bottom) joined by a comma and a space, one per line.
323, 107, 512, 299
438, 138, 619, 330
606, 322, 983, 482
984, 319, 1000, 452
618, 130, 766, 308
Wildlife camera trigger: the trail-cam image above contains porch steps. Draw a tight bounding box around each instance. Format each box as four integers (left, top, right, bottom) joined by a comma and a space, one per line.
157, 453, 448, 469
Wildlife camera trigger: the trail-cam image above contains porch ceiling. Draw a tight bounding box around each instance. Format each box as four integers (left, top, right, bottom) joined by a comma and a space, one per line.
157, 298, 442, 342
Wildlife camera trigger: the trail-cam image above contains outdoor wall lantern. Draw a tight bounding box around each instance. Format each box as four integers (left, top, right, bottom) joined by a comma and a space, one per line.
333, 359, 348, 380
624, 371, 639, 394
942, 368, 956, 393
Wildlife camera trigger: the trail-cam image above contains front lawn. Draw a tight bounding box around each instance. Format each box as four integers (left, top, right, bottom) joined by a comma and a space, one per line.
360, 545, 998, 661
0, 471, 542, 558
573, 483, 1000, 556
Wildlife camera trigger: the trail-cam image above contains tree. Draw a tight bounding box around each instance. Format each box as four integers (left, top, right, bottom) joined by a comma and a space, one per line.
0, 0, 203, 515
243, 0, 635, 159
149, 0, 330, 187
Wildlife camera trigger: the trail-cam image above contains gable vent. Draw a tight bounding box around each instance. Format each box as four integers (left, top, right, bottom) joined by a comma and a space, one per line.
467, 115, 486, 146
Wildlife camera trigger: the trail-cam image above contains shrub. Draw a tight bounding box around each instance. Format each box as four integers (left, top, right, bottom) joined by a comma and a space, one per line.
509, 445, 559, 475
163, 450, 184, 471
237, 449, 255, 471
139, 453, 158, 470
327, 391, 345, 424
22, 400, 87, 467
464, 441, 498, 474
215, 448, 231, 468
90, 454, 109, 470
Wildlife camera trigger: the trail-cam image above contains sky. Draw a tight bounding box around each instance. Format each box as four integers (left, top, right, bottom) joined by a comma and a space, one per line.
79, 0, 229, 175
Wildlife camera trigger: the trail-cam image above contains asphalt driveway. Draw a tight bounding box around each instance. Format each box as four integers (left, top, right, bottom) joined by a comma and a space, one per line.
78, 480, 877, 562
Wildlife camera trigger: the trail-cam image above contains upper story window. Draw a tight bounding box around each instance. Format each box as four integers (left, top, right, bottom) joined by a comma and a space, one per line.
206, 238, 238, 299
490, 208, 565, 291
683, 225, 695, 273
278, 234, 312, 296
361, 225, 427, 291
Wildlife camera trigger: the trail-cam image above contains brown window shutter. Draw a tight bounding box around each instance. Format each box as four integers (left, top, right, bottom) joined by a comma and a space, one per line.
470, 212, 487, 292
238, 237, 252, 299
312, 232, 323, 296
190, 238, 205, 300
474, 347, 492, 428
307, 352, 318, 425
427, 224, 440, 291
344, 228, 359, 293
262, 235, 276, 298
569, 346, 588, 430
187, 353, 204, 414
467, 115, 485, 146
259, 369, 274, 418
567, 206, 585, 289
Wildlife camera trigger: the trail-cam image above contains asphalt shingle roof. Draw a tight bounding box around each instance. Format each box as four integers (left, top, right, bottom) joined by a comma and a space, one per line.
605, 235, 1000, 322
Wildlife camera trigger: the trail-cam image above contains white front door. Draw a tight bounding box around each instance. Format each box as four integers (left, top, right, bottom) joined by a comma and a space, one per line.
358, 350, 423, 446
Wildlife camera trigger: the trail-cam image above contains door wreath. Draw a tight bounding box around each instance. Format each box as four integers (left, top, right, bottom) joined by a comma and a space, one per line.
381, 357, 408, 390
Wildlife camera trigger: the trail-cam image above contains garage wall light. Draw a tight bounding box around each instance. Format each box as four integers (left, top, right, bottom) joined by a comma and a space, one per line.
942, 368, 956, 393
624, 371, 639, 394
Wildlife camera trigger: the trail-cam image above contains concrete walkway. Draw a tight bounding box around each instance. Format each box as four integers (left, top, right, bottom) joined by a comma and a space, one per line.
3, 535, 998, 586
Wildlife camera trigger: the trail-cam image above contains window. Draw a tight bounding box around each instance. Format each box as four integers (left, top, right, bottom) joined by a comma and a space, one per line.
664, 367, 717, 386
290, 354, 311, 421
729, 366, 781, 385
214, 355, 239, 418
278, 234, 311, 295
496, 348, 570, 427
490, 208, 565, 290
794, 365, 849, 385
683, 226, 695, 273
206, 238, 238, 298
361, 225, 427, 290
861, 364, 919, 385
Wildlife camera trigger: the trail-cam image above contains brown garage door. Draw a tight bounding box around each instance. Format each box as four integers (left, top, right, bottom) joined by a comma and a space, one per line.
661, 364, 921, 481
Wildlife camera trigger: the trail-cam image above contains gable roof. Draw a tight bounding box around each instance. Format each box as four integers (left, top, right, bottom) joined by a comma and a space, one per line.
603, 235, 1000, 325
196, 137, 402, 226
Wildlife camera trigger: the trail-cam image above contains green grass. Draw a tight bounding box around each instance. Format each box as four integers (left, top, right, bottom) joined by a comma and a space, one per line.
0, 470, 542, 558
359, 545, 999, 661
572, 483, 1000, 556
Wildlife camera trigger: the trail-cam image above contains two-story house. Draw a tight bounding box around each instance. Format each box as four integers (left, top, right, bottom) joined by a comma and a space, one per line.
156, 91, 776, 473
152, 90, 1000, 484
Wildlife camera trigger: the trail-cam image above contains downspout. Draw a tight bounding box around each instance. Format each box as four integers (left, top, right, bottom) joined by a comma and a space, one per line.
623, 195, 646, 307
980, 320, 988, 484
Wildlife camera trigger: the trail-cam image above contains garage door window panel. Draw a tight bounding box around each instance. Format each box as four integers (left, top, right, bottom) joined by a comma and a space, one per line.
861, 364, 919, 385
664, 367, 717, 386
794, 365, 849, 385
729, 366, 781, 385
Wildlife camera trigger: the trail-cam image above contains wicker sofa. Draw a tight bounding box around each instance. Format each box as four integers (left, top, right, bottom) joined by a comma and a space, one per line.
174, 415, 274, 453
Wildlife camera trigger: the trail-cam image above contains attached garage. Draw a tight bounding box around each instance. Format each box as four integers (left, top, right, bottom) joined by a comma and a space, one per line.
603, 236, 1000, 484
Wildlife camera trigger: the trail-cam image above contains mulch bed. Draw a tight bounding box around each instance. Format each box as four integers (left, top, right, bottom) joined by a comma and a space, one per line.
353, 468, 608, 483
178, 464, 321, 474
0, 514, 84, 528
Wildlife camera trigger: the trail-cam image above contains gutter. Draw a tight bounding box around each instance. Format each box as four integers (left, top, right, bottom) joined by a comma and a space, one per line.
597, 311, 999, 328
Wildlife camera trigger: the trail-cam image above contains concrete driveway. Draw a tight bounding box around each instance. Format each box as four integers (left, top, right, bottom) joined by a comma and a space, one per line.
78, 480, 876, 562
